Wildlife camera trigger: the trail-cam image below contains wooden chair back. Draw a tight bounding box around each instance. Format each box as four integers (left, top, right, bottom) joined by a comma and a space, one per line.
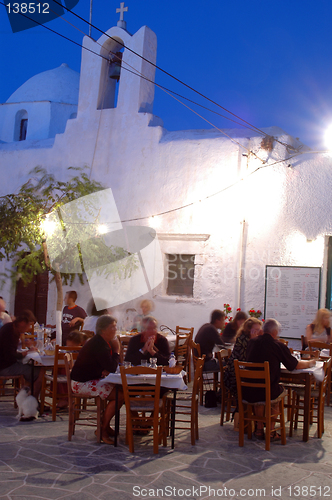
308, 340, 332, 355
40, 345, 82, 420
119, 335, 131, 364
175, 327, 194, 381
278, 338, 288, 346
234, 359, 286, 451
120, 365, 165, 453
189, 339, 201, 372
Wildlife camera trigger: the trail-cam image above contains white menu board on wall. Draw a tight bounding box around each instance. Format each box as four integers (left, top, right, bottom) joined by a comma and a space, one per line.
264, 266, 321, 338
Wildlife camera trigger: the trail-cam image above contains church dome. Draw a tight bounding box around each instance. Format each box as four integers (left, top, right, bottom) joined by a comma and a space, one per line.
6, 63, 79, 104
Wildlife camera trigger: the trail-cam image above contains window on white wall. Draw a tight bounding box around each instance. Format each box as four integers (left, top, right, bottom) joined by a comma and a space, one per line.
19, 119, 28, 141
14, 109, 28, 141
166, 254, 195, 297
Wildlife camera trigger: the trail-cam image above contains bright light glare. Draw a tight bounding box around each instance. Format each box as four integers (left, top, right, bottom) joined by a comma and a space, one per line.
41, 217, 57, 236
148, 216, 161, 229
97, 224, 108, 235
324, 124, 332, 151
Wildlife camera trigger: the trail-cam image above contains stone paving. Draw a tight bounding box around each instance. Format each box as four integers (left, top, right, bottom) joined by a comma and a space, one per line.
1, 392, 332, 500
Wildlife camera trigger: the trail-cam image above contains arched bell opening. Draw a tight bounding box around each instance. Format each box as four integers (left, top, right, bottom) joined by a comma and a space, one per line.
97, 36, 124, 110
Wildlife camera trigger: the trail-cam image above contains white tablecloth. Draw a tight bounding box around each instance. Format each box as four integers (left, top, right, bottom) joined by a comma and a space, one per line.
22, 352, 56, 366
281, 360, 324, 382
98, 371, 187, 390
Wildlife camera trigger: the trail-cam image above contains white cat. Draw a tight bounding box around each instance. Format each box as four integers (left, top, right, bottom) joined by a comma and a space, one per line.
16, 387, 39, 421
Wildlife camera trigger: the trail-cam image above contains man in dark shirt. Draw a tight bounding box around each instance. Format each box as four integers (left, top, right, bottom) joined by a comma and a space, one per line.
245, 318, 316, 438
61, 290, 87, 345
0, 315, 43, 398
125, 316, 170, 366
195, 310, 225, 371
246, 318, 316, 401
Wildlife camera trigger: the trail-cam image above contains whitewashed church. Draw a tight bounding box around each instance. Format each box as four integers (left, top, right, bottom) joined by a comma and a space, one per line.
1, 8, 332, 339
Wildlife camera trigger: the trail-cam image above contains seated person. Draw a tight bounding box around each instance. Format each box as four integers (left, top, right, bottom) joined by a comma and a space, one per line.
82, 298, 109, 335
245, 318, 316, 440
195, 310, 225, 371
0, 297, 11, 328
0, 314, 43, 399
221, 311, 248, 344
125, 316, 170, 366
70, 315, 122, 445
306, 308, 331, 344
224, 317, 262, 399
61, 290, 87, 345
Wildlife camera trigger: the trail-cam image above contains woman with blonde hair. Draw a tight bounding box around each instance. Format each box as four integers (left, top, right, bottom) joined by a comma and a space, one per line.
305, 308, 331, 343
224, 317, 263, 398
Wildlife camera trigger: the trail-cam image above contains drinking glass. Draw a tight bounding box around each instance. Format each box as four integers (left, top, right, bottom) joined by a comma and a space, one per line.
141, 359, 148, 367
149, 357, 157, 368
123, 361, 132, 368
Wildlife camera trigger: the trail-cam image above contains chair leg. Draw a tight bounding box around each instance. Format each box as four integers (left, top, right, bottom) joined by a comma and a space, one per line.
153, 410, 159, 454
199, 378, 203, 406
238, 406, 245, 447
220, 392, 225, 426
265, 405, 271, 451
96, 398, 102, 443
40, 374, 47, 416
279, 399, 286, 445
289, 391, 296, 437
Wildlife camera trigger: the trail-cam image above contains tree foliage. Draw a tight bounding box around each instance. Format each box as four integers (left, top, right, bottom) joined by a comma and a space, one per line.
0, 166, 105, 286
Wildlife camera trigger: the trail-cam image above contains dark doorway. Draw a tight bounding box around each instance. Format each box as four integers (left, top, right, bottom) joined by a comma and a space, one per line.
14, 271, 49, 324
326, 237, 332, 309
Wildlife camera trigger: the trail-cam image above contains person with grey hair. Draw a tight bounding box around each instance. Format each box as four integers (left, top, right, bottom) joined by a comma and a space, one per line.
70, 315, 123, 445
245, 317, 316, 440
125, 316, 170, 366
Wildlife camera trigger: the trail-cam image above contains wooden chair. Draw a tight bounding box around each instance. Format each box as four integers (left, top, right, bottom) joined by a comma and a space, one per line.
190, 339, 219, 406
165, 356, 205, 445
81, 330, 94, 340
234, 360, 287, 451
120, 365, 167, 454
0, 375, 24, 407
216, 349, 235, 425
64, 353, 105, 442
289, 357, 332, 438
175, 327, 194, 382
40, 345, 82, 420
278, 338, 288, 346
119, 335, 131, 364
308, 341, 332, 405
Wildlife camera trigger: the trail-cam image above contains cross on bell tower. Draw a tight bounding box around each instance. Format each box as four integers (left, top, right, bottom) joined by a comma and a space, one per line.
116, 2, 128, 29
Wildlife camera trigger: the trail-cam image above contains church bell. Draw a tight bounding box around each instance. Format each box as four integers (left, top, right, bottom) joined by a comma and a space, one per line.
109, 52, 122, 81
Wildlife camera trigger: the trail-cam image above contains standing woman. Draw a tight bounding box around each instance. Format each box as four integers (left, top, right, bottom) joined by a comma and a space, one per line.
306, 308, 331, 343
224, 317, 263, 398
221, 311, 248, 344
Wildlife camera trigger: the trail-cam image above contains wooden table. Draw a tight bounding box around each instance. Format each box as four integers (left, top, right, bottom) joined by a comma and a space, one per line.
280, 361, 324, 442
99, 371, 187, 448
